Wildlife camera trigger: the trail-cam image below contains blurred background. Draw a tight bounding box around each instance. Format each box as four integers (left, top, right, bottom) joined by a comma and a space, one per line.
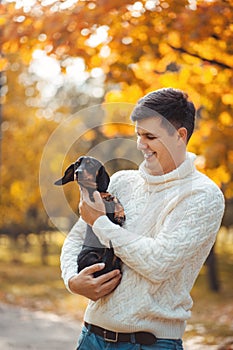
0, 0, 233, 348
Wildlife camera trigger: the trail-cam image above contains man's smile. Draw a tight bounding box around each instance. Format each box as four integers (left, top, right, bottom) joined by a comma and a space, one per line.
143, 151, 156, 160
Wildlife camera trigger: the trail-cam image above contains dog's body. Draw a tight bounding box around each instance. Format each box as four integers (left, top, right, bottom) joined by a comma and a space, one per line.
54, 156, 125, 277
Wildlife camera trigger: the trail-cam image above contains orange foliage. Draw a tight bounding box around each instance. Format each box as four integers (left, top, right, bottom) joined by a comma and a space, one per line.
0, 0, 233, 234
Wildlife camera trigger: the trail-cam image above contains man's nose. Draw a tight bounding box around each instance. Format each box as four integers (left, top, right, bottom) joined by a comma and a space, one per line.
137, 138, 148, 150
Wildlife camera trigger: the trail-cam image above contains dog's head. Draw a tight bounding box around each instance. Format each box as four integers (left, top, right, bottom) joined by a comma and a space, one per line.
54, 156, 110, 193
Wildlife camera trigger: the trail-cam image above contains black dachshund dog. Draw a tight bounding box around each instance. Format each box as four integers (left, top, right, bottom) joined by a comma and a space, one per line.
54, 156, 125, 277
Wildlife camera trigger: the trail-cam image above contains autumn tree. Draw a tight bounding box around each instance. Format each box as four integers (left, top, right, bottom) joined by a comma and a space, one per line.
0, 0, 233, 237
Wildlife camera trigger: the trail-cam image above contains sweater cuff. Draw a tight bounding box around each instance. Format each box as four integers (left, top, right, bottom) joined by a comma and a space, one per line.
92, 215, 140, 248
64, 273, 79, 294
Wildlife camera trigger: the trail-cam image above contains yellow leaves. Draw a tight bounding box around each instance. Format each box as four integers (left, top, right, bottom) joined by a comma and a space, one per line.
2, 41, 19, 54
90, 54, 103, 67
133, 57, 164, 83
50, 153, 65, 173
0, 56, 8, 71
10, 181, 29, 210
222, 93, 233, 106
167, 31, 181, 48
201, 68, 215, 84
24, 17, 34, 28
10, 181, 25, 199
55, 44, 70, 56
224, 187, 233, 200
102, 99, 135, 126
200, 121, 214, 137
158, 42, 170, 56
0, 16, 6, 26
189, 109, 233, 193
102, 84, 141, 136
219, 112, 232, 126
105, 90, 124, 103
0, 0, 233, 208
19, 47, 34, 65
33, 17, 45, 31
228, 150, 233, 164
101, 123, 135, 137
194, 155, 206, 171
205, 166, 231, 188
82, 129, 96, 141
159, 72, 180, 89
105, 83, 143, 104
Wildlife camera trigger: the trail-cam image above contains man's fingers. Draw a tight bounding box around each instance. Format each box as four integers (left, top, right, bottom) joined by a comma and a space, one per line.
81, 264, 121, 281
93, 191, 102, 203
81, 187, 89, 201
96, 268, 121, 283
81, 263, 105, 275
99, 273, 122, 297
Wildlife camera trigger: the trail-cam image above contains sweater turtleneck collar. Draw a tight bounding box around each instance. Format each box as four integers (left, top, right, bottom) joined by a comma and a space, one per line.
139, 152, 196, 185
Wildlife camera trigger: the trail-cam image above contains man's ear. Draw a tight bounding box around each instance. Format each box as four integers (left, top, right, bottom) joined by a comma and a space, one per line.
54, 164, 75, 185
96, 166, 110, 192
177, 127, 187, 144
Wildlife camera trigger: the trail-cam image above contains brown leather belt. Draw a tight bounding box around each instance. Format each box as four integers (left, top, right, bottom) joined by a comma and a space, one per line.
84, 322, 157, 345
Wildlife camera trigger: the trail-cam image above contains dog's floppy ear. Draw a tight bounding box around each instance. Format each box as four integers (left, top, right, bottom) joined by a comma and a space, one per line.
96, 165, 110, 192
54, 164, 75, 186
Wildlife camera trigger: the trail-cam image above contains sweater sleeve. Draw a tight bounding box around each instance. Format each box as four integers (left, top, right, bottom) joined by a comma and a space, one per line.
60, 217, 86, 292
92, 187, 225, 283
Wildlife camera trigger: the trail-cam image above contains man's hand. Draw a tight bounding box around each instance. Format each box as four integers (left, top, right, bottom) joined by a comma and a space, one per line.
79, 189, 106, 226
68, 263, 121, 301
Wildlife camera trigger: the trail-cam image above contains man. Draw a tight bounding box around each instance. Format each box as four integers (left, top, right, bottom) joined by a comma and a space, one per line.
60, 88, 225, 350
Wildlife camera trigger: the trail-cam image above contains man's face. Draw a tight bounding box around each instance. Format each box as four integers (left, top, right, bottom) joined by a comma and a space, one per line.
136, 117, 186, 175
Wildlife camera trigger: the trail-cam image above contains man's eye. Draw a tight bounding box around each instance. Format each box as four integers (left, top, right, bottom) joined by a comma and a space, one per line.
136, 133, 157, 140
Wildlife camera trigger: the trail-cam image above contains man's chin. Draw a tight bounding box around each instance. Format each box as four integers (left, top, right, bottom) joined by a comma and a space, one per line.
145, 159, 163, 176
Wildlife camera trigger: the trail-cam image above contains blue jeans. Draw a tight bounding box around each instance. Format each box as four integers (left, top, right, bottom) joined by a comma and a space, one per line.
76, 326, 183, 350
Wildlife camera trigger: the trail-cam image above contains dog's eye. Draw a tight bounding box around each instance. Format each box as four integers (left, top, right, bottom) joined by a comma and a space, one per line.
74, 162, 80, 170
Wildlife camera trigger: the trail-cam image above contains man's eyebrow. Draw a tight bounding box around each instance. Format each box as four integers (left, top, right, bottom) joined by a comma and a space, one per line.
135, 128, 158, 137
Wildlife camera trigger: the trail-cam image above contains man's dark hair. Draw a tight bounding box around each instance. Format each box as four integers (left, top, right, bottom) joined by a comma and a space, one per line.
130, 88, 196, 142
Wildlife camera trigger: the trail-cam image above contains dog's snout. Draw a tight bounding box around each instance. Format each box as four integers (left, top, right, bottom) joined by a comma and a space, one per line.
75, 168, 83, 179
75, 168, 82, 174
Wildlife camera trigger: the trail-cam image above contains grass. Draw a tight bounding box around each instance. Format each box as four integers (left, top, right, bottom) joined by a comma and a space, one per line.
0, 229, 232, 346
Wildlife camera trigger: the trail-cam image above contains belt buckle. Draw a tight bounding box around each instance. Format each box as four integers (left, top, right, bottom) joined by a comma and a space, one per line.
103, 330, 118, 343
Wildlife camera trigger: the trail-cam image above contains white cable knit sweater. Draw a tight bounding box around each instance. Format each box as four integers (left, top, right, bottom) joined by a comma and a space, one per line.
60, 152, 225, 339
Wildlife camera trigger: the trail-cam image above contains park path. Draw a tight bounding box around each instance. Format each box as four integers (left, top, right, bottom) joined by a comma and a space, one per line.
0, 303, 81, 350
0, 302, 220, 350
